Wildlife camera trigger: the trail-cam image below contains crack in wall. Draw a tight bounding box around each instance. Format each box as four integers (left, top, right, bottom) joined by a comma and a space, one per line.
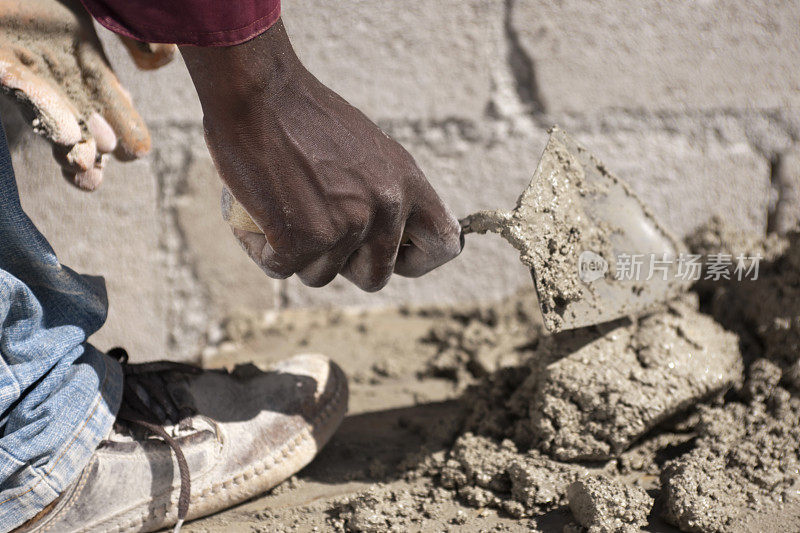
151, 127, 211, 362
379, 108, 799, 154
766, 147, 800, 235
767, 154, 782, 234
503, 0, 545, 114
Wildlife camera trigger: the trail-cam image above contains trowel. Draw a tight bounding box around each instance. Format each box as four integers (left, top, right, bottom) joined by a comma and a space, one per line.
221, 126, 686, 333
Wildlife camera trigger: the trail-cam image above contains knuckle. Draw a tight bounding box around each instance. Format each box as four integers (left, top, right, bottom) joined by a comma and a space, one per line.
442, 232, 463, 261
232, 234, 295, 278
286, 223, 342, 252
306, 230, 340, 251
400, 266, 427, 279
259, 262, 293, 279
437, 216, 463, 261
377, 187, 405, 217
310, 220, 367, 252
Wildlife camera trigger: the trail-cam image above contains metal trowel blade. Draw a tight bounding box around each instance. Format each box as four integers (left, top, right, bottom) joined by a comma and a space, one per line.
520, 127, 687, 332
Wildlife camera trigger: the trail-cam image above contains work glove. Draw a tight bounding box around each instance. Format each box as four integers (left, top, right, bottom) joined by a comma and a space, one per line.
0, 0, 175, 190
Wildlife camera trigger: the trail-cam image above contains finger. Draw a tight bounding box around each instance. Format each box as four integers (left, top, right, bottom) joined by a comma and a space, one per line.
117, 35, 177, 70
55, 140, 106, 191
76, 152, 108, 191
0, 49, 82, 146
232, 228, 307, 279
296, 251, 352, 288
68, 165, 104, 191
88, 112, 117, 154
394, 195, 463, 278
52, 137, 97, 172
341, 235, 401, 292
76, 40, 150, 160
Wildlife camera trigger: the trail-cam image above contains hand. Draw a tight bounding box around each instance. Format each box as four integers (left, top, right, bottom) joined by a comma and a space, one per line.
181, 20, 462, 291
0, 0, 176, 190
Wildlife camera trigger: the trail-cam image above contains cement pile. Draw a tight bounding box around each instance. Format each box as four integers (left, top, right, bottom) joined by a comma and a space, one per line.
661, 359, 800, 532
465, 294, 742, 460
438, 433, 586, 518
421, 221, 800, 531
694, 223, 800, 388
654, 223, 800, 532
215, 219, 800, 532
423, 291, 543, 383
329, 484, 462, 533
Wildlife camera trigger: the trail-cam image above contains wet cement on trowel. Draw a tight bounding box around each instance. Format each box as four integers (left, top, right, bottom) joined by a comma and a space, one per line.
462, 126, 684, 332
189, 219, 800, 533
461, 129, 611, 329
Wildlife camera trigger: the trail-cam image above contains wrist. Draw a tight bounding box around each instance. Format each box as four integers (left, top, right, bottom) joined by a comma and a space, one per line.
180, 19, 303, 119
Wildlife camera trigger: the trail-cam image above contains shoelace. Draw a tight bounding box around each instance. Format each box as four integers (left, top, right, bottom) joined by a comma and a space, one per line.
109, 348, 201, 533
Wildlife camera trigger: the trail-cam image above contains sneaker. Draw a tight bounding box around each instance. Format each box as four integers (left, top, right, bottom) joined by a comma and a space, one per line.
15, 349, 348, 532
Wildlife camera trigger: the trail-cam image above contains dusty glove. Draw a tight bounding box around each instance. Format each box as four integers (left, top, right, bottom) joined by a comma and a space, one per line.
0, 0, 176, 190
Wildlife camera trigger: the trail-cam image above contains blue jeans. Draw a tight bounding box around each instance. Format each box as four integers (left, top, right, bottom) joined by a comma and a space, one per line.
0, 119, 122, 531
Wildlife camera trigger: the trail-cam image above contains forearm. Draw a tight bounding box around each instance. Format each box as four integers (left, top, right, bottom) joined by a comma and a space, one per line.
179, 19, 302, 120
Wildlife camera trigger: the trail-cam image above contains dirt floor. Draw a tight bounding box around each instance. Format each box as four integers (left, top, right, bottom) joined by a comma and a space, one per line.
182, 221, 800, 533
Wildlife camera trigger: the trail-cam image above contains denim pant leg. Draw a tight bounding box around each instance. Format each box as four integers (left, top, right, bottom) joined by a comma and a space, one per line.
0, 121, 123, 531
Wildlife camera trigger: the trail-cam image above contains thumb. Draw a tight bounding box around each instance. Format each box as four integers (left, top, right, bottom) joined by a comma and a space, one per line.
394, 192, 463, 278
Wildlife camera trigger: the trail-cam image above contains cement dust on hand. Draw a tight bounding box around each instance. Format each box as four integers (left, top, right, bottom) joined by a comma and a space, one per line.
1, 0, 150, 162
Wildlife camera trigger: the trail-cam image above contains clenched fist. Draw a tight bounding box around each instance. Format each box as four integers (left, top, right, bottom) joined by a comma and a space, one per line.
0, 0, 175, 190
182, 20, 463, 291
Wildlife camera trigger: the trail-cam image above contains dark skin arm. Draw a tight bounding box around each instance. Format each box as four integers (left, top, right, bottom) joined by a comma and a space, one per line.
180, 20, 462, 291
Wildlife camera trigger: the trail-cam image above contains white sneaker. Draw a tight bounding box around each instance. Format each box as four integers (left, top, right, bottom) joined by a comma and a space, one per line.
15, 350, 348, 533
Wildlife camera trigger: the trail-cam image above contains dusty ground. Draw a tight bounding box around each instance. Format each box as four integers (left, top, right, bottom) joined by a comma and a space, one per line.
181, 222, 800, 533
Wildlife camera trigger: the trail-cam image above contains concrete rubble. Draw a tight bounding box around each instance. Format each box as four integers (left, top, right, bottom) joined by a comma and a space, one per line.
567, 474, 653, 533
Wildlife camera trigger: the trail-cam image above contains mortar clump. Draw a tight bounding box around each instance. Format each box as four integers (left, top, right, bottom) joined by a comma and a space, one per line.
438, 432, 585, 517
567, 474, 653, 533
463, 294, 743, 461
698, 226, 800, 388
660, 360, 800, 533
423, 289, 543, 384
329, 484, 450, 533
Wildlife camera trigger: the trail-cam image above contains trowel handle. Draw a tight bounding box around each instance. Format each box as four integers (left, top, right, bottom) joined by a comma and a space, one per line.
459, 210, 513, 236
221, 187, 263, 233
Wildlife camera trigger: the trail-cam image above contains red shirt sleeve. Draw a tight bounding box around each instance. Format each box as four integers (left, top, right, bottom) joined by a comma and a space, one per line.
80, 0, 281, 46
